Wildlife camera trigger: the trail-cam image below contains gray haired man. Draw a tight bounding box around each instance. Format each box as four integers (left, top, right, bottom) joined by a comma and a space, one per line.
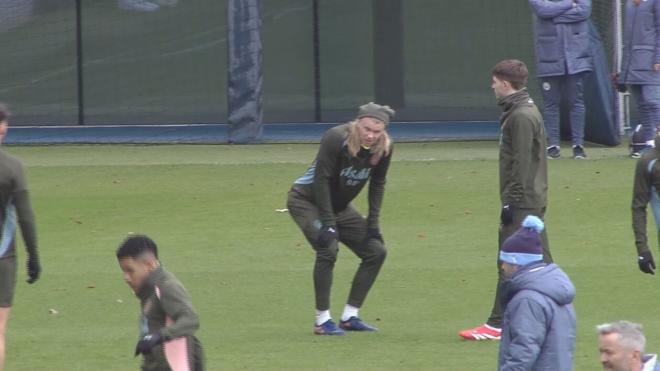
598, 321, 660, 371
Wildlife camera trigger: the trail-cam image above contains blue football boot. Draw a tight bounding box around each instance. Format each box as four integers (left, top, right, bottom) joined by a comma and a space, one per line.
314, 319, 345, 335
339, 317, 378, 332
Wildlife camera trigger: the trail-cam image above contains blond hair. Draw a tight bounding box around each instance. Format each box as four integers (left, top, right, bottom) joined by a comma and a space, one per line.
346, 120, 392, 165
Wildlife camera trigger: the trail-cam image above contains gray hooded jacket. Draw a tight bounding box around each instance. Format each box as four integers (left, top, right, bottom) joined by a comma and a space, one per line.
529, 0, 593, 77
498, 263, 576, 371
621, 0, 660, 85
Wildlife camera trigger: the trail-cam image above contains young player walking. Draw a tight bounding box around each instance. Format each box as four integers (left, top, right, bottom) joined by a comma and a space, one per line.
0, 104, 41, 371
117, 235, 204, 371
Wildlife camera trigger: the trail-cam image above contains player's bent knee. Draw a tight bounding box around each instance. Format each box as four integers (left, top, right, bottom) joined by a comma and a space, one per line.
315, 244, 338, 263
364, 246, 387, 266
376, 247, 387, 263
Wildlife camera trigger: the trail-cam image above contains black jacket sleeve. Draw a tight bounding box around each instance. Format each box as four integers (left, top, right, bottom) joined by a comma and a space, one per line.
503, 112, 535, 206
12, 164, 38, 257
312, 129, 343, 227
158, 280, 200, 340
632, 156, 653, 255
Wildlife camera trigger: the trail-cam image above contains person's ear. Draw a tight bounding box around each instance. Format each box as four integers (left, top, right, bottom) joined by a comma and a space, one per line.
146, 254, 160, 269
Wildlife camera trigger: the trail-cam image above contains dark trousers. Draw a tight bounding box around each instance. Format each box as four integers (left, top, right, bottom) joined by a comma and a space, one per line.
630, 84, 660, 143
486, 207, 552, 327
287, 189, 387, 311
540, 72, 586, 147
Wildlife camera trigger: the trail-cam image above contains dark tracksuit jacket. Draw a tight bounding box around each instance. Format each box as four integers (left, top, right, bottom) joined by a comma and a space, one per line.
137, 266, 203, 371
291, 123, 392, 229
0, 149, 38, 260
489, 89, 552, 328
0, 149, 38, 307
632, 137, 660, 255
499, 89, 548, 211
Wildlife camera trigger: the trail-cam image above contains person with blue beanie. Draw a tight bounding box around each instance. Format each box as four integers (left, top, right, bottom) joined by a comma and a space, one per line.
498, 216, 576, 371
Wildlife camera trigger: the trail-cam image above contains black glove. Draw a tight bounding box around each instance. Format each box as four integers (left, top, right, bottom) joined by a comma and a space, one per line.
26, 254, 41, 284
638, 250, 656, 275
134, 332, 163, 356
317, 226, 338, 248
611, 73, 628, 92
366, 227, 384, 244
500, 204, 514, 225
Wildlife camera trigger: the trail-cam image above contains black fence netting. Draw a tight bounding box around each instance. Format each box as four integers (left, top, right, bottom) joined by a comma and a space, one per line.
0, 0, 617, 126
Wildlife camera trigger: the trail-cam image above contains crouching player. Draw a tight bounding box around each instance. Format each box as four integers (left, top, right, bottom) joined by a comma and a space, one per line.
116, 235, 204, 371
287, 102, 394, 335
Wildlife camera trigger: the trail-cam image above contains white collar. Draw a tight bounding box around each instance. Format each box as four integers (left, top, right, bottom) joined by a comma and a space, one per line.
642, 354, 658, 371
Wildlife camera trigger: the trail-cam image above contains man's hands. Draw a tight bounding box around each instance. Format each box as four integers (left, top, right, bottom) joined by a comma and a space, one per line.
500, 204, 514, 226
638, 250, 656, 275
26, 254, 41, 284
134, 332, 163, 356
610, 73, 628, 93
317, 226, 338, 248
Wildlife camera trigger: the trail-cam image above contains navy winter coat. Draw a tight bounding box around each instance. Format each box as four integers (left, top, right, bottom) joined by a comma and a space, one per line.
621, 0, 660, 85
498, 263, 576, 371
529, 0, 593, 77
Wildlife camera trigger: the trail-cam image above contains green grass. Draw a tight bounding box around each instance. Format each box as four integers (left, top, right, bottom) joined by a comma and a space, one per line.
3, 141, 654, 370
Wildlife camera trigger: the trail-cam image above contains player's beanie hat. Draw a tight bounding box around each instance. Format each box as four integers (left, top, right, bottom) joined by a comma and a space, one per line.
357, 102, 395, 125
499, 215, 544, 266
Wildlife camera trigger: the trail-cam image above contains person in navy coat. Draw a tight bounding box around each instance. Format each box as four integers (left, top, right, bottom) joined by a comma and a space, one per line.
529, 0, 593, 159
617, 0, 660, 158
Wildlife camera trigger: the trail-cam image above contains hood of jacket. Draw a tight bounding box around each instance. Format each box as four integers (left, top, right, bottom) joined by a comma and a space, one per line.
502, 262, 575, 307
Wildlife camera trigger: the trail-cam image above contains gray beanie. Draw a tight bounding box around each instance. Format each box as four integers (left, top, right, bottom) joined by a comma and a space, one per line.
357, 102, 395, 125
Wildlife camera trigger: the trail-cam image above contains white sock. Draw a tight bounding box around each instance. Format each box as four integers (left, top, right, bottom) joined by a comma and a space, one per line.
646, 139, 656, 147
341, 304, 359, 321
316, 310, 331, 326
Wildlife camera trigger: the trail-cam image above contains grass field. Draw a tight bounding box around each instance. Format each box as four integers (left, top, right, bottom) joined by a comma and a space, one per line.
3, 141, 656, 370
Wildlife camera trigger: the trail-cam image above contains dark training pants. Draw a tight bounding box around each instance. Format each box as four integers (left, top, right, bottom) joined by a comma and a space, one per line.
0, 256, 16, 307
630, 84, 660, 144
486, 207, 552, 328
287, 190, 387, 311
540, 72, 586, 147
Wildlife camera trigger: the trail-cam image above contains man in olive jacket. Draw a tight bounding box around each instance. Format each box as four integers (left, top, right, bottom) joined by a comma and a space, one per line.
117, 235, 204, 371
631, 132, 660, 275
460, 59, 553, 341
0, 103, 41, 371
